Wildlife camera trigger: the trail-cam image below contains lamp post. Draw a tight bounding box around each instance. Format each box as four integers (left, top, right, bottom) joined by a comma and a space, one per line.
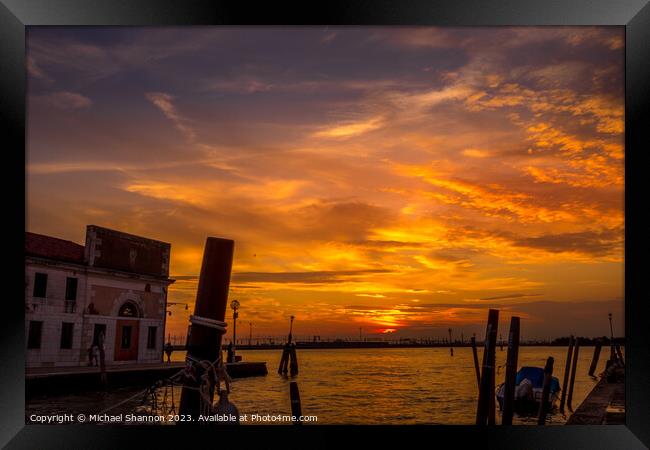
230, 299, 240, 359
608, 312, 615, 360
288, 315, 295, 344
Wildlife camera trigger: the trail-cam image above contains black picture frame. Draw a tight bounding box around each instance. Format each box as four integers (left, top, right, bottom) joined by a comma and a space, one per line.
1, 1, 648, 448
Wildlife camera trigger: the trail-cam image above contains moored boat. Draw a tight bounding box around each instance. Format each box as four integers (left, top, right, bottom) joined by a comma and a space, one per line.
496, 366, 561, 416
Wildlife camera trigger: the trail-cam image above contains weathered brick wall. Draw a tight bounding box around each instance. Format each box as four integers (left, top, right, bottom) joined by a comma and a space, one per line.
86, 225, 171, 278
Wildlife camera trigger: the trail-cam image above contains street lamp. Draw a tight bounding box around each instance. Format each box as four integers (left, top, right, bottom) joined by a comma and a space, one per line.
230, 299, 240, 359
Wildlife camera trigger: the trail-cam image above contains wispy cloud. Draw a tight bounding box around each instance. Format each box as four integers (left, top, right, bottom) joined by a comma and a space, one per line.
313, 116, 385, 139
145, 92, 197, 141
36, 91, 92, 109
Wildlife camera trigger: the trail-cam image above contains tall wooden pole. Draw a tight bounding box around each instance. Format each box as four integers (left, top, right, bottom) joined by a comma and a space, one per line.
537, 356, 555, 425
476, 309, 499, 425
179, 237, 234, 417
288, 315, 295, 344
471, 336, 481, 388
559, 335, 575, 413
608, 313, 615, 361
290, 381, 302, 424
567, 338, 580, 412
588, 338, 602, 377
502, 316, 520, 425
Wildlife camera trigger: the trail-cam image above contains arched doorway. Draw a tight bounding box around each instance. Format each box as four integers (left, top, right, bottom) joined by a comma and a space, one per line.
118, 301, 139, 317
114, 301, 140, 361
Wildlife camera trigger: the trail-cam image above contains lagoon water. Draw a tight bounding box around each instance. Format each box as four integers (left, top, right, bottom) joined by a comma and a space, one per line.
27, 346, 614, 425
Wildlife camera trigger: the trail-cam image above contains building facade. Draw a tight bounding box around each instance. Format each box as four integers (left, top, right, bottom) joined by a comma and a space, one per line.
25, 225, 174, 368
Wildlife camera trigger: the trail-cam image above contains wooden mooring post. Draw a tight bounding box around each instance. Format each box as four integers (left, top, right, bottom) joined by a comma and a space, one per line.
559, 335, 575, 414
278, 344, 290, 374
476, 309, 499, 425
567, 338, 580, 412
179, 237, 234, 417
290, 381, 302, 424
289, 343, 299, 376
588, 338, 602, 377
501, 316, 520, 425
471, 336, 481, 388
278, 316, 299, 375
537, 356, 555, 425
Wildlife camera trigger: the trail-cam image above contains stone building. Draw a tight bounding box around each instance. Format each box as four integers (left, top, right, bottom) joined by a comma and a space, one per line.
25, 225, 174, 368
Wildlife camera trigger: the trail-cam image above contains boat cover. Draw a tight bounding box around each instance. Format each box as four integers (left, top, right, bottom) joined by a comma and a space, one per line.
515, 366, 560, 392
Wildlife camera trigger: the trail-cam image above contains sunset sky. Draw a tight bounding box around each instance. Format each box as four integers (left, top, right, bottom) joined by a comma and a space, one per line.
26, 27, 624, 341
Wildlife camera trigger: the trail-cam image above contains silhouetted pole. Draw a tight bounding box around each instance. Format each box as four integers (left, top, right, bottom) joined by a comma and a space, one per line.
230, 299, 240, 360
448, 328, 453, 356
567, 338, 580, 412
476, 309, 499, 425
502, 316, 520, 425
588, 338, 602, 377
98, 331, 107, 389
279, 316, 296, 375
471, 335, 481, 388
249, 322, 253, 346
537, 356, 555, 425
179, 237, 234, 417
608, 313, 615, 361
278, 344, 290, 374
559, 335, 575, 414
289, 343, 299, 375
290, 381, 302, 424
288, 315, 295, 344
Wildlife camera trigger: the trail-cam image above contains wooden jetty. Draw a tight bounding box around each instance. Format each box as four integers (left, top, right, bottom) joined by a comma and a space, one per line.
26, 361, 267, 398
566, 366, 625, 425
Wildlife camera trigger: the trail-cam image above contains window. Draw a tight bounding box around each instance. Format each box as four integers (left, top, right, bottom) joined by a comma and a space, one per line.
65, 277, 78, 301
118, 302, 138, 317
147, 326, 157, 349
33, 273, 47, 298
121, 326, 132, 349
92, 324, 106, 346
60, 322, 74, 349
27, 321, 43, 349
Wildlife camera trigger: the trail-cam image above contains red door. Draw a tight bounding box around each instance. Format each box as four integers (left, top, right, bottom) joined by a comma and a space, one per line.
114, 320, 139, 361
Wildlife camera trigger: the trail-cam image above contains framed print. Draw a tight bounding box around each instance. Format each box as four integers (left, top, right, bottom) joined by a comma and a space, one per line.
1, 1, 649, 448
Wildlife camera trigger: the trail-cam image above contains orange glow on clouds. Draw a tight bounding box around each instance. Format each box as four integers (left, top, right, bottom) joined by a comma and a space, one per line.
26, 27, 625, 339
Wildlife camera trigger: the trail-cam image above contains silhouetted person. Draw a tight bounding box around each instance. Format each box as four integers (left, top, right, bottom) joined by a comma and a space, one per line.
227, 341, 234, 363
164, 342, 173, 362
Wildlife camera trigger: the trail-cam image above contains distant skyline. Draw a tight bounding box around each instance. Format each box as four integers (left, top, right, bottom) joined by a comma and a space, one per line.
26, 27, 624, 340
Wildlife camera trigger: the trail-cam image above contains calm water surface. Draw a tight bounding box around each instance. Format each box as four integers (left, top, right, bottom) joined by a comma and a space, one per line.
27, 346, 615, 425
